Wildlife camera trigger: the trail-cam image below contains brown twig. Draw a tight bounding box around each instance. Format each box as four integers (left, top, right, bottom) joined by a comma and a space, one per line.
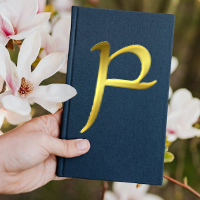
163, 174, 200, 199
101, 181, 108, 200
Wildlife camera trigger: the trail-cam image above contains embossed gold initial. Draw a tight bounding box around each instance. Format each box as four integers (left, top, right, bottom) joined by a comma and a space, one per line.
80, 42, 157, 133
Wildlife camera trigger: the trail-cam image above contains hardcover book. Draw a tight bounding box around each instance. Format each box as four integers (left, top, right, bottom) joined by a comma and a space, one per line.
57, 6, 175, 185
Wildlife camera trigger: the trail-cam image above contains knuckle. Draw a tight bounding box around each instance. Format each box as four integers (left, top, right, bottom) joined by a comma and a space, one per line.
62, 140, 69, 154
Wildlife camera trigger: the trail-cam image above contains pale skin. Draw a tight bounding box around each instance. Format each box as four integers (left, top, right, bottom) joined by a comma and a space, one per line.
0, 109, 90, 194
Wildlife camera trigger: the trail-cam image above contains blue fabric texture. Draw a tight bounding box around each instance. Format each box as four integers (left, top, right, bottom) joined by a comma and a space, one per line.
56, 6, 175, 185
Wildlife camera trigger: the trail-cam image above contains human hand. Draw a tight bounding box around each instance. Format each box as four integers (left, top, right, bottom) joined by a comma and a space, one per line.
0, 110, 90, 194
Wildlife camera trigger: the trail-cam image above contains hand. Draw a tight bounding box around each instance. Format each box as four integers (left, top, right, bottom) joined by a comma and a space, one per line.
0, 110, 90, 194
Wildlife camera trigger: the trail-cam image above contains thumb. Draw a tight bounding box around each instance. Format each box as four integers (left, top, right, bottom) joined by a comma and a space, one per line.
46, 136, 90, 158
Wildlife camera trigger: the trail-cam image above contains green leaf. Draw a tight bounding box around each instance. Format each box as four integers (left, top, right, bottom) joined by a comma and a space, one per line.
164, 152, 174, 163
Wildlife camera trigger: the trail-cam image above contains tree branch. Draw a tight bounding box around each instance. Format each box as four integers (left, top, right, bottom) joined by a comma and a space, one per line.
163, 174, 200, 199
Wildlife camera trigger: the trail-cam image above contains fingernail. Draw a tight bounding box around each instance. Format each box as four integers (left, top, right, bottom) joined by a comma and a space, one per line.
77, 139, 88, 150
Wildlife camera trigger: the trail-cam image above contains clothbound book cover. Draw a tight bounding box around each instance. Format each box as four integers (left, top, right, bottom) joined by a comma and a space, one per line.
57, 6, 175, 185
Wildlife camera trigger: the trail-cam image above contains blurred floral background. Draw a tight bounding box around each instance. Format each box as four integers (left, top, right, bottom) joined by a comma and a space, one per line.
1, 0, 200, 200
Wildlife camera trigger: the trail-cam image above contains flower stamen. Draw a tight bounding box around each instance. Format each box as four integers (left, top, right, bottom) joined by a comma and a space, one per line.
18, 77, 33, 99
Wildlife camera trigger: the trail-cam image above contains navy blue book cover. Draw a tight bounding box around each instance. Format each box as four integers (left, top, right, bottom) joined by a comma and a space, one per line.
57, 6, 175, 185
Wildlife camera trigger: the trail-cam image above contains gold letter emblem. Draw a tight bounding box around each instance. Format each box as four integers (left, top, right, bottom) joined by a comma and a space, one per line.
80, 42, 157, 133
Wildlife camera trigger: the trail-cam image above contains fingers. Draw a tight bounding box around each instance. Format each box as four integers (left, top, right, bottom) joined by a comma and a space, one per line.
54, 177, 68, 181
47, 136, 90, 158
52, 109, 63, 126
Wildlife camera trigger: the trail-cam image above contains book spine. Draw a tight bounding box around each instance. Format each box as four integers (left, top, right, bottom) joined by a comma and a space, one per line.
56, 6, 79, 177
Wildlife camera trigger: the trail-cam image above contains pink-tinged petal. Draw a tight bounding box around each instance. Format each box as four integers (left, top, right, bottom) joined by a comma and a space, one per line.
17, 31, 41, 79
170, 89, 192, 112
10, 12, 51, 40
30, 52, 67, 87
5, 110, 32, 125
104, 191, 118, 200
0, 31, 9, 45
30, 97, 62, 113
142, 194, 164, 200
177, 127, 200, 139
0, 130, 3, 136
179, 98, 200, 127
37, 0, 46, 13
5, 61, 21, 95
52, 14, 71, 38
40, 32, 56, 57
2, 94, 31, 116
0, 13, 14, 36
0, 44, 20, 94
27, 84, 77, 102
0, 0, 38, 29
171, 57, 178, 74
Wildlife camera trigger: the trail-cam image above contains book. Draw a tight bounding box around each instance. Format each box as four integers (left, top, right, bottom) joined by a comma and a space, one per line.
56, 6, 175, 185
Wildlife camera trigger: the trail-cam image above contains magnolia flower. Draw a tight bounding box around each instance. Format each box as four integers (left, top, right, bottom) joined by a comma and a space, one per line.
167, 89, 200, 142
0, 108, 31, 125
0, 31, 77, 116
38, 0, 46, 13
105, 182, 163, 200
53, 0, 74, 12
0, 0, 50, 46
40, 13, 71, 73
169, 56, 179, 99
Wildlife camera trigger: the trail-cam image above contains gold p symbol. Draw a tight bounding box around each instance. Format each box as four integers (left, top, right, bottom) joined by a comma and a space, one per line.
80, 42, 157, 133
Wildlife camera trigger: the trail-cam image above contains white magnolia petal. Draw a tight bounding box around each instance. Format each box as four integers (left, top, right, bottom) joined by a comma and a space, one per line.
30, 97, 62, 113
0, 44, 20, 94
166, 133, 177, 142
40, 32, 56, 57
27, 84, 77, 102
16, 0, 38, 31
113, 182, 149, 199
30, 52, 67, 86
104, 191, 118, 200
10, 12, 50, 40
2, 94, 31, 116
168, 86, 172, 99
0, 75, 4, 91
54, 36, 69, 52
52, 14, 71, 38
179, 98, 200, 127
177, 127, 200, 139
171, 56, 178, 74
59, 64, 68, 74
38, 21, 51, 34
170, 89, 192, 111
5, 111, 32, 125
142, 194, 164, 200
0, 109, 5, 128
17, 31, 41, 79
0, 90, 13, 108
53, 0, 73, 12
0, 0, 38, 28
0, 12, 14, 36
0, 31, 9, 45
